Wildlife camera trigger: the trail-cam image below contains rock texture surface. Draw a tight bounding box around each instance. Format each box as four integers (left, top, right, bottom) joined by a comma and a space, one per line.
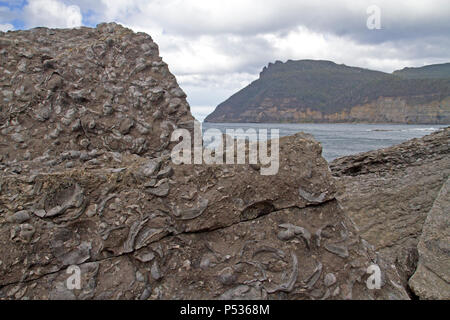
0, 22, 193, 169
331, 128, 450, 297
0, 24, 409, 300
409, 178, 450, 299
0, 132, 410, 300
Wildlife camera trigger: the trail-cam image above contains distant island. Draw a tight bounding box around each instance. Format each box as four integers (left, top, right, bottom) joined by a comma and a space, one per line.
204, 60, 450, 124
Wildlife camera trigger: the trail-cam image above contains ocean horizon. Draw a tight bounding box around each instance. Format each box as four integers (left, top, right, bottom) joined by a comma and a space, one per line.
201, 122, 449, 161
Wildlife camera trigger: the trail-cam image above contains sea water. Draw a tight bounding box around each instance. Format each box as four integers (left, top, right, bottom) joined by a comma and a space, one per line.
201, 123, 448, 162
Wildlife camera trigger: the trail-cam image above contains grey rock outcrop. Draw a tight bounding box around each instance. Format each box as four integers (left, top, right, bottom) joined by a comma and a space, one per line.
331, 128, 450, 298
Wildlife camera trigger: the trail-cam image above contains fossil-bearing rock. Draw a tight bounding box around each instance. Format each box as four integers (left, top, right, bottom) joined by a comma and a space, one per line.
0, 23, 410, 300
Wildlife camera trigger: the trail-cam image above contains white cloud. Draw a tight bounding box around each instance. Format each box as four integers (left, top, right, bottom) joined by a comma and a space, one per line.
75, 0, 450, 40
24, 0, 82, 28
261, 26, 424, 72
0, 23, 14, 32
83, 1, 449, 71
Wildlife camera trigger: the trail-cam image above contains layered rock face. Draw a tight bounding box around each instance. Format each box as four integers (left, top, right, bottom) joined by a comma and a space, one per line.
331, 128, 450, 298
339, 96, 450, 124
205, 96, 450, 124
0, 24, 409, 300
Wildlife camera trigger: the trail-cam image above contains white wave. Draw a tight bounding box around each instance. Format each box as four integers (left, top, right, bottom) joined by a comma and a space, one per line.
367, 127, 441, 132
399, 128, 440, 132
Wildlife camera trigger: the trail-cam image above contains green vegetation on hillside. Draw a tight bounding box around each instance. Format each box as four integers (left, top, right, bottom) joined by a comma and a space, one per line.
393, 63, 450, 79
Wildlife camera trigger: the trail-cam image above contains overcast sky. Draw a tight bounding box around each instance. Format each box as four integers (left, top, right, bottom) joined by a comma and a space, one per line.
1, 0, 449, 121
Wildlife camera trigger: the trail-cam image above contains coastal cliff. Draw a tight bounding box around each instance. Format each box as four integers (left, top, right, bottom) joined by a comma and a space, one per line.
205, 60, 450, 124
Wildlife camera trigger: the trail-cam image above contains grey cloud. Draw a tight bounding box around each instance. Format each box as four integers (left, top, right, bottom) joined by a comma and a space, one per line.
66, 1, 450, 63
95, 1, 450, 46
212, 35, 277, 74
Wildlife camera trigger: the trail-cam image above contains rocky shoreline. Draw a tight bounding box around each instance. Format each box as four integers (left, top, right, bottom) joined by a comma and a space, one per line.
0, 23, 447, 300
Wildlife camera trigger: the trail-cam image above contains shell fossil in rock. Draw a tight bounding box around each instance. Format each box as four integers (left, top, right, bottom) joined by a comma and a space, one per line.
324, 273, 337, 287
146, 181, 170, 197
252, 246, 287, 260
135, 228, 168, 250
264, 252, 299, 293
33, 183, 84, 218
277, 223, 311, 248
6, 210, 31, 224
10, 223, 36, 243
123, 219, 148, 253
298, 186, 327, 203
324, 243, 349, 258
304, 260, 323, 290
172, 197, 209, 220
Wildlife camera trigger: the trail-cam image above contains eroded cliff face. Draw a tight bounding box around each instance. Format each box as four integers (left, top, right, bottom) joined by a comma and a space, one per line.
206, 96, 450, 124
331, 128, 450, 298
344, 96, 450, 124
0, 24, 409, 300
